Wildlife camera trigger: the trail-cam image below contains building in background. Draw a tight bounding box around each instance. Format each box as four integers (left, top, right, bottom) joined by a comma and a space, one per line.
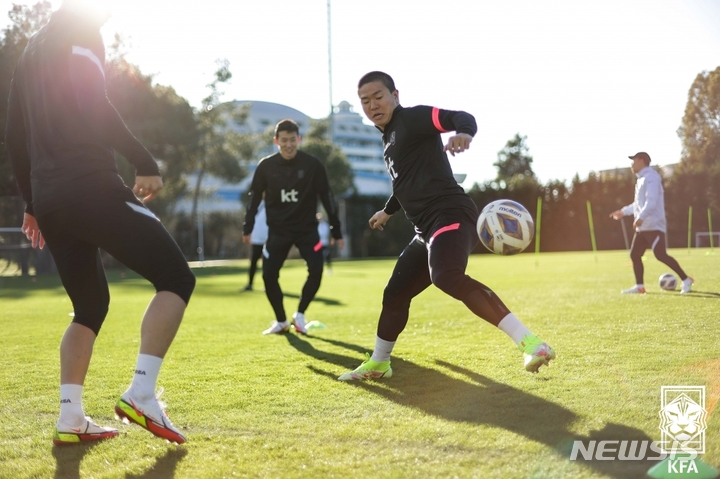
330, 101, 390, 196
175, 99, 466, 213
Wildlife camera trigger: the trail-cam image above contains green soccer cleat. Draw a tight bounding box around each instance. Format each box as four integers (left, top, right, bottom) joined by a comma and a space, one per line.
53, 416, 119, 446
338, 353, 392, 381
518, 334, 556, 373
115, 388, 186, 444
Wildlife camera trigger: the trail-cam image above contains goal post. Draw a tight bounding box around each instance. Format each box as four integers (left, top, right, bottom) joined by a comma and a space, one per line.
695, 232, 720, 248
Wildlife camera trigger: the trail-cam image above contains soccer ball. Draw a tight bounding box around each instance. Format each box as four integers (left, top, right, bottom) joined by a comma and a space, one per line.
477, 200, 534, 255
659, 273, 677, 291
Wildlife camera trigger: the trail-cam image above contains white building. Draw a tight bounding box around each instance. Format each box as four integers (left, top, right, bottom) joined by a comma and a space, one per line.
330, 101, 391, 196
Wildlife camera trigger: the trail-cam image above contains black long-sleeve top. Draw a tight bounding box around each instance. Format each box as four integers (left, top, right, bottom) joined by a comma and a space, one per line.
5, 10, 159, 217
379, 105, 479, 235
243, 150, 342, 240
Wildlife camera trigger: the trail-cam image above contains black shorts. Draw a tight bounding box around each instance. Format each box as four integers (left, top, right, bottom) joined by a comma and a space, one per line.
36, 188, 194, 334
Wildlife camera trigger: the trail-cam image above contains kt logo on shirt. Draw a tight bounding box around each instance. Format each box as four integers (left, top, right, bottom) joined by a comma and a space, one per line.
281, 189, 298, 203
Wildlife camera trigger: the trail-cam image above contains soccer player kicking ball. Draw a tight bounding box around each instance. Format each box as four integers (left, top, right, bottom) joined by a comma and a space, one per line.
338, 72, 555, 381
6, 0, 195, 444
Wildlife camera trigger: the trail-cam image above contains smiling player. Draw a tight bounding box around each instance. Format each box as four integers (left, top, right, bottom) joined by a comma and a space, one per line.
243, 120, 343, 335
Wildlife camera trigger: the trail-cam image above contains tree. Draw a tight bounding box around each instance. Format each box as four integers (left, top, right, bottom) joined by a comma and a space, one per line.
104, 41, 199, 220
187, 59, 258, 229
677, 66, 720, 174
0, 1, 53, 201
494, 133, 536, 184
302, 117, 355, 196
672, 66, 720, 237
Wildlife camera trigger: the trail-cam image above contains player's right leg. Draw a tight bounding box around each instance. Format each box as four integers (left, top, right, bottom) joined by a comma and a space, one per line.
339, 237, 431, 380
36, 210, 119, 444
623, 232, 648, 294
261, 232, 294, 334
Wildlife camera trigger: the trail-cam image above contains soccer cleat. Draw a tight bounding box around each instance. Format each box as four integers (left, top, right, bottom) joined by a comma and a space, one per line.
621, 285, 646, 294
518, 334, 556, 373
338, 353, 392, 381
114, 389, 186, 444
681, 276, 694, 294
242, 284, 253, 292
53, 416, 119, 445
292, 312, 307, 334
262, 320, 290, 335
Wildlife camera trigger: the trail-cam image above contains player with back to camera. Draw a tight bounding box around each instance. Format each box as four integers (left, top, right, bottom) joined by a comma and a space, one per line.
5, 0, 196, 444
338, 71, 555, 381
243, 119, 344, 335
243, 199, 268, 292
610, 152, 693, 294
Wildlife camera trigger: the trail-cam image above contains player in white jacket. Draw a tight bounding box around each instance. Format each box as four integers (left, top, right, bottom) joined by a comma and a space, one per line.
610, 152, 693, 294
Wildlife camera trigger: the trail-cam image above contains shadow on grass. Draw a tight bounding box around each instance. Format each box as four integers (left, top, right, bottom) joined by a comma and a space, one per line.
125, 447, 188, 479
645, 290, 720, 299
52, 442, 99, 479
281, 291, 343, 306
52, 442, 187, 479
681, 290, 720, 299
0, 274, 65, 299
287, 334, 660, 479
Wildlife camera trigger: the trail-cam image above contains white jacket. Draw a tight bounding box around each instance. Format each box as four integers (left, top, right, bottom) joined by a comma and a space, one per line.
621, 166, 667, 232
250, 201, 269, 245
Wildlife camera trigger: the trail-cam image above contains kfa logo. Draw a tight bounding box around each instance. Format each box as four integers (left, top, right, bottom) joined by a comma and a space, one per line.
568, 385, 709, 468
281, 189, 299, 203
659, 386, 707, 455
384, 131, 396, 153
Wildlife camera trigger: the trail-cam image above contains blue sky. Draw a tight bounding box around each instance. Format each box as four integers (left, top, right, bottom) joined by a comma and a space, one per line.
2, 0, 719, 186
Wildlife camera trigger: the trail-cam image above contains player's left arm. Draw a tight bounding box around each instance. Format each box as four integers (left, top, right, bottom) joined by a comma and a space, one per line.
404, 105, 477, 156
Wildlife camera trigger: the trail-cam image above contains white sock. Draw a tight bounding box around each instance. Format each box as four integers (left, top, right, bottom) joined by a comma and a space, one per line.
637, 284, 645, 288
370, 336, 395, 362
130, 354, 163, 401
497, 313, 533, 345
293, 312, 305, 322
59, 384, 85, 426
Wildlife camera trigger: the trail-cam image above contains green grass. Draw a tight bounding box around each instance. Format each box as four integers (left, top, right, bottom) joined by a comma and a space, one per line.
0, 249, 719, 479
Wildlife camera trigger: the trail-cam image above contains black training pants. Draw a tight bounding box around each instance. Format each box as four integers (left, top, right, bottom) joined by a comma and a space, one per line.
262, 230, 324, 322
377, 215, 510, 342
36, 189, 195, 335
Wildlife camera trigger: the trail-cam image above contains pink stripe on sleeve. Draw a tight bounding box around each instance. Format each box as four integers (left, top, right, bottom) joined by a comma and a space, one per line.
432, 107, 449, 132
314, 241, 323, 252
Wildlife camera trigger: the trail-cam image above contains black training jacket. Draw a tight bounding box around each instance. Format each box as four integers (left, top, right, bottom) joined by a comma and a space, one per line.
243, 151, 342, 240
5, 10, 159, 217
379, 104, 479, 235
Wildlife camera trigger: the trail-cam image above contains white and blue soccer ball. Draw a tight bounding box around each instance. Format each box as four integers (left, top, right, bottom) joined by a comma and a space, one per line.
659, 273, 677, 291
477, 200, 534, 255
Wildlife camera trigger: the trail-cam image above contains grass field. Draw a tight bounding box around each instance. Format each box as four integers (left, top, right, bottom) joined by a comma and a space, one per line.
0, 249, 718, 479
